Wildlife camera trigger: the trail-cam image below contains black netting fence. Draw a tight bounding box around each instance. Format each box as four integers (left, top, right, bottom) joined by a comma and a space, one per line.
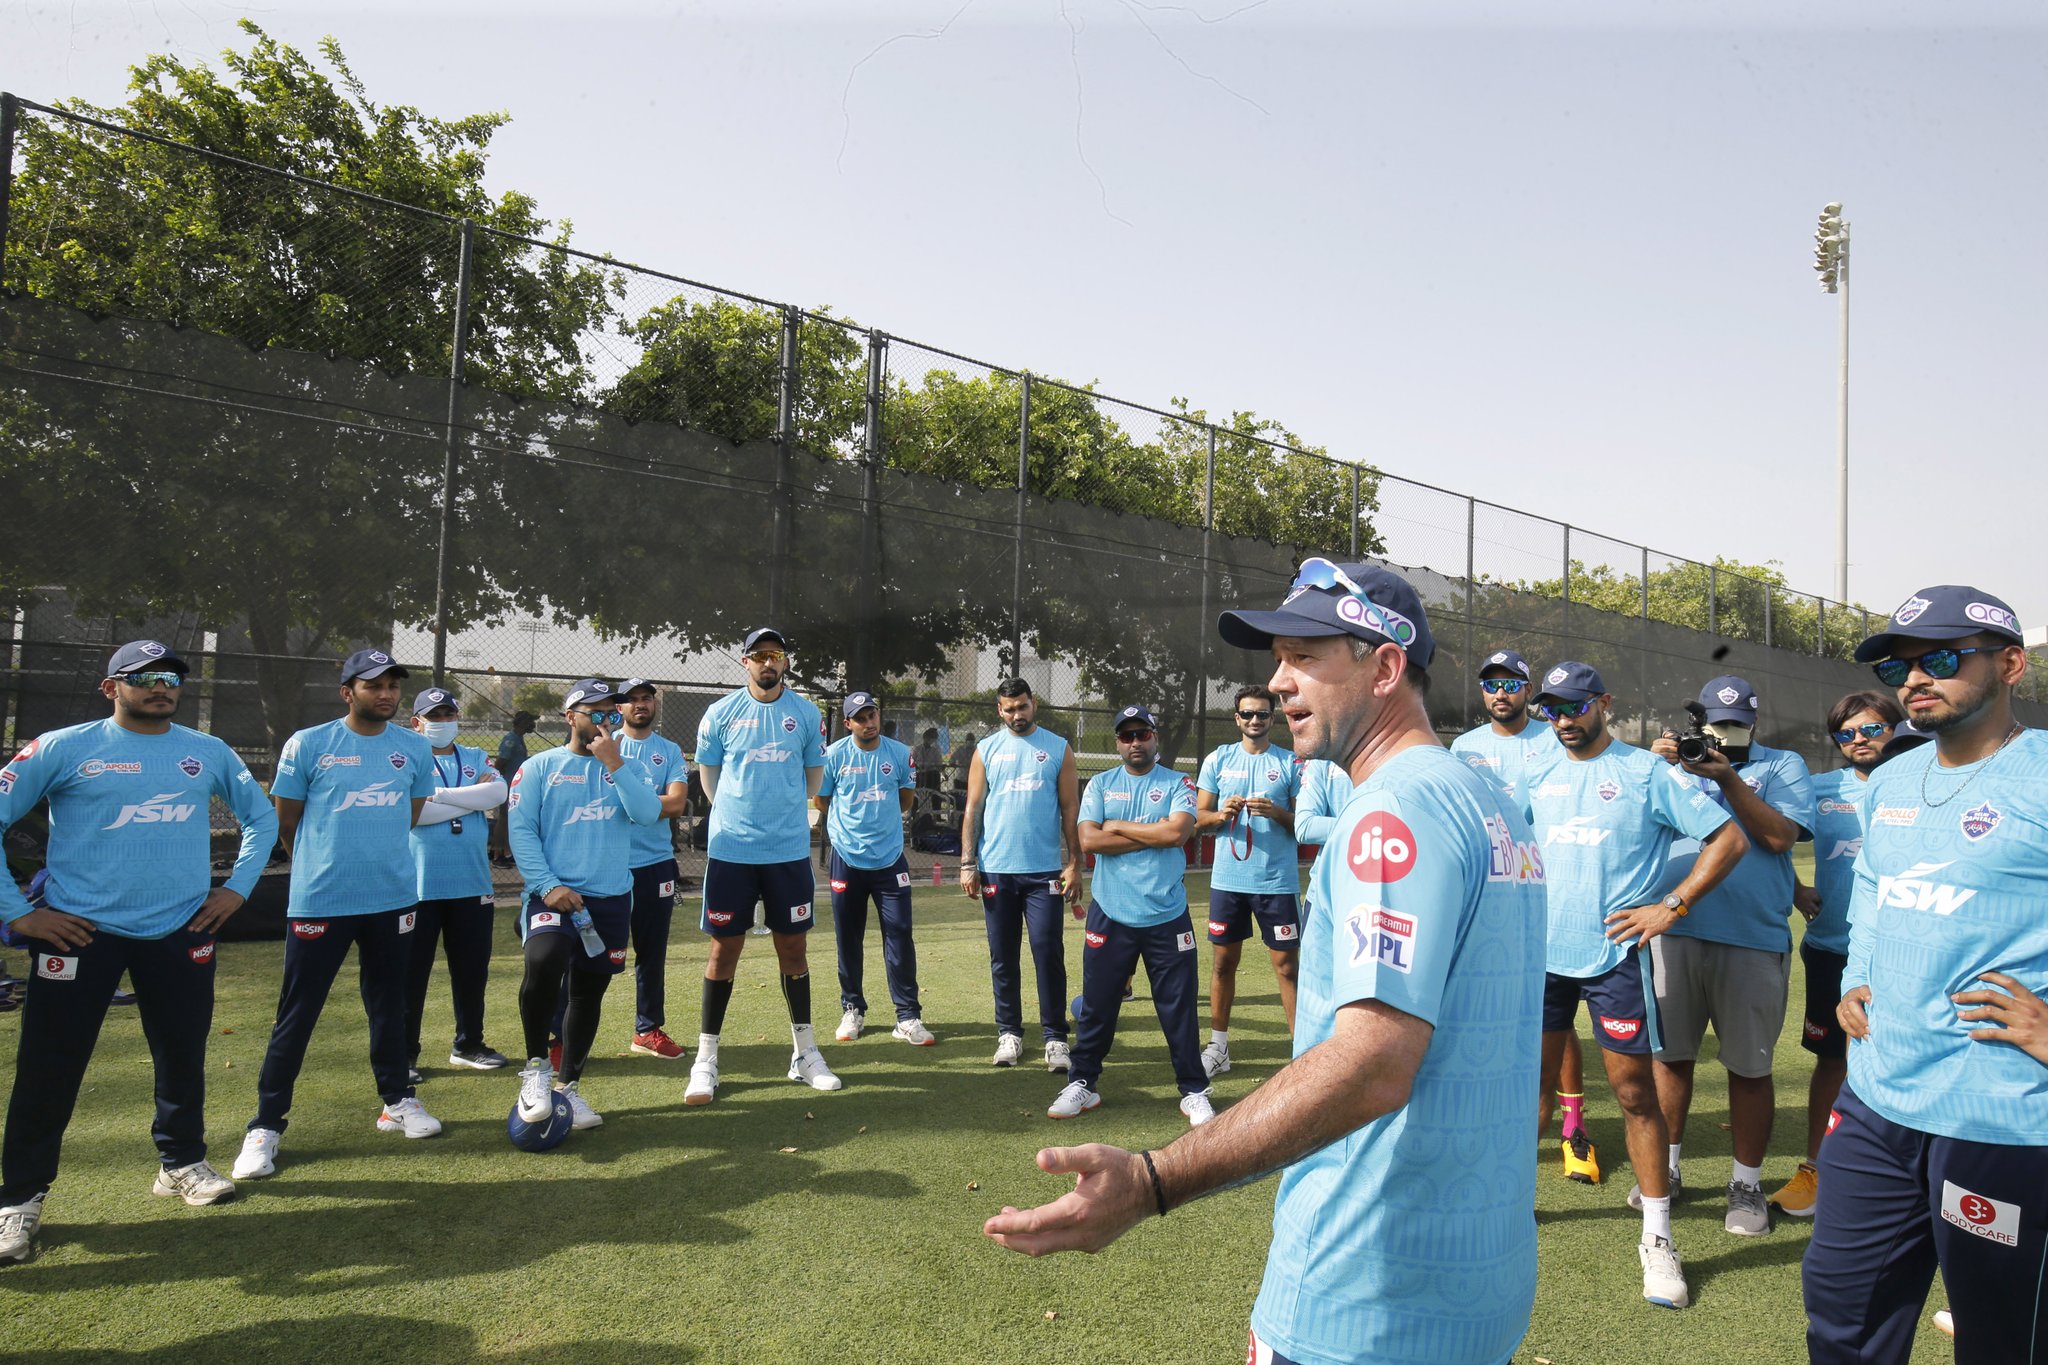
6, 94, 2044, 893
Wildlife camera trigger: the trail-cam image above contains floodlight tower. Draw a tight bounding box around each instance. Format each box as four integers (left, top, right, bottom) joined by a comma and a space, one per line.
1815, 202, 1850, 603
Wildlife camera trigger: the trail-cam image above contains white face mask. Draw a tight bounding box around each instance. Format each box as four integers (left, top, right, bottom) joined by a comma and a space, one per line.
420, 719, 460, 748
1703, 720, 1753, 747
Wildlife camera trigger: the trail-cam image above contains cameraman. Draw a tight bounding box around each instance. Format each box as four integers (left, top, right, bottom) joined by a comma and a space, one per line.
1649, 674, 1816, 1239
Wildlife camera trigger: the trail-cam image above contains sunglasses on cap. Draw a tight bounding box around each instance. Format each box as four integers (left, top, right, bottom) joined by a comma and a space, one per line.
1480, 678, 1527, 695
116, 670, 184, 690
1871, 647, 1987, 688
1830, 722, 1891, 744
1115, 727, 1155, 742
1291, 558, 1420, 647
1539, 699, 1600, 721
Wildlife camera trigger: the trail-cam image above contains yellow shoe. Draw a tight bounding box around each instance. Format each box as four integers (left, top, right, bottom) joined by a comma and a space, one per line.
1561, 1132, 1601, 1184
1769, 1161, 1818, 1217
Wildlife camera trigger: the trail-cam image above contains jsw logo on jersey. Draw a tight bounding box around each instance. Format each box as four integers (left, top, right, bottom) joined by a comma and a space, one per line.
562, 799, 617, 825
1544, 816, 1613, 848
1874, 861, 1978, 916
999, 776, 1046, 794
336, 782, 404, 812
1825, 837, 1862, 862
746, 744, 794, 763
104, 793, 200, 829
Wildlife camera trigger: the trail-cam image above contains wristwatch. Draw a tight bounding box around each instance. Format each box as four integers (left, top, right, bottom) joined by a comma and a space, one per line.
1661, 893, 1689, 918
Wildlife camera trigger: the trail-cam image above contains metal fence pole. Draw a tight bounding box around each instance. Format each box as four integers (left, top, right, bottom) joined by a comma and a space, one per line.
0, 94, 19, 293
1197, 426, 1217, 761
1349, 464, 1361, 558
1708, 564, 1718, 637
1009, 372, 1032, 679
1562, 524, 1572, 640
1817, 599, 1826, 658
852, 328, 887, 687
429, 219, 475, 686
1764, 584, 1773, 648
769, 306, 800, 623
1640, 545, 1650, 620
1464, 497, 1477, 729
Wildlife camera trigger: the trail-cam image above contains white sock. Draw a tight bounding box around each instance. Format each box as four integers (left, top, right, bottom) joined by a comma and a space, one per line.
792, 1022, 815, 1052
1211, 1029, 1230, 1048
1668, 1143, 1684, 1178
696, 1033, 720, 1058
1732, 1159, 1763, 1188
1640, 1195, 1673, 1244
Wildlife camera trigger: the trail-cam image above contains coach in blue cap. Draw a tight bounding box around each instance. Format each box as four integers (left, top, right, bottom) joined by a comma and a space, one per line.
988, 556, 1548, 1365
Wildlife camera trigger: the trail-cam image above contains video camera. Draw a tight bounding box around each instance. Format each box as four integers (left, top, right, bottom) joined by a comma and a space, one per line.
1672, 700, 1752, 766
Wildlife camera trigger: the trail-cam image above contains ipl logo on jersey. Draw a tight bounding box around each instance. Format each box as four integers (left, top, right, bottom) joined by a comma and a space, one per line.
1960, 801, 2003, 842
1346, 907, 1417, 974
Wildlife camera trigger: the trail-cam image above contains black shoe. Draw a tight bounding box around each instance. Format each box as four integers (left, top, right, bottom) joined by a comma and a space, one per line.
406, 1067, 424, 1087
110, 988, 138, 1006
449, 1047, 511, 1070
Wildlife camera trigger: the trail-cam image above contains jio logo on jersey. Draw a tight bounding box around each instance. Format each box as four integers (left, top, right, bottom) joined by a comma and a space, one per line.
1345, 811, 1417, 884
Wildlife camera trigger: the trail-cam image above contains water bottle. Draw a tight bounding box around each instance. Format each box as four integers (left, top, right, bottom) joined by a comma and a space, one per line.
569, 907, 606, 957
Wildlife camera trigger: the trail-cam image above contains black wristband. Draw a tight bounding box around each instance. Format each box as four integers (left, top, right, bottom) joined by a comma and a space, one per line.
1139, 1149, 1167, 1218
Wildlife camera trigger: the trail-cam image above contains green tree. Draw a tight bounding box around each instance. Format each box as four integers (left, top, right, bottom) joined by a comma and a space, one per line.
512, 680, 564, 716
1153, 399, 1384, 555
1516, 556, 1873, 658
1, 24, 614, 751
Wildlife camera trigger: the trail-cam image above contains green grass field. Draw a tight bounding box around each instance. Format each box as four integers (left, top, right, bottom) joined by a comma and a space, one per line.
1, 852, 1956, 1364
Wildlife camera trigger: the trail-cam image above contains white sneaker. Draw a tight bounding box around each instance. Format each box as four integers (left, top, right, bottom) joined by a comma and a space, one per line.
0, 1194, 44, 1263
685, 1053, 719, 1105
1180, 1091, 1217, 1127
232, 1128, 280, 1180
1639, 1235, 1690, 1309
1044, 1039, 1072, 1073
1047, 1080, 1101, 1119
789, 1047, 843, 1092
152, 1159, 236, 1206
1201, 1041, 1231, 1078
517, 1060, 555, 1123
376, 1095, 444, 1138
556, 1081, 603, 1130
891, 1018, 937, 1046
992, 1033, 1024, 1067
835, 1009, 865, 1042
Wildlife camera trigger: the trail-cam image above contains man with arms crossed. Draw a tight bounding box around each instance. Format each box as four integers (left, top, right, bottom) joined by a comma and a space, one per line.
987, 558, 1547, 1365
0, 641, 276, 1261
1193, 684, 1301, 1078
1526, 661, 1746, 1309
1805, 586, 2048, 1365
235, 650, 440, 1182
820, 691, 933, 1046
685, 630, 838, 1104
960, 679, 1082, 1072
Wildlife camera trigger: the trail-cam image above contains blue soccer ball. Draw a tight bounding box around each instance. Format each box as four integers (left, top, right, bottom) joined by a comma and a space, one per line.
507, 1093, 573, 1152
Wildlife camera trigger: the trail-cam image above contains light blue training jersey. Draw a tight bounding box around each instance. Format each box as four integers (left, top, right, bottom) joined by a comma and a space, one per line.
1078, 763, 1197, 927
1197, 741, 1302, 896
506, 746, 661, 900
1293, 758, 1353, 849
696, 688, 827, 865
1804, 766, 1871, 956
822, 734, 917, 869
976, 727, 1069, 875
0, 720, 277, 939
1449, 720, 1559, 808
1843, 728, 2048, 1146
271, 718, 436, 917
618, 731, 688, 868
410, 743, 498, 901
1655, 744, 1816, 953
1525, 740, 1731, 979
1253, 746, 1546, 1365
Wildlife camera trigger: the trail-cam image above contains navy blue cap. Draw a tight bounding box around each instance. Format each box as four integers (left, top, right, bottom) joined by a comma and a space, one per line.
1881, 720, 1933, 758
341, 649, 408, 684
563, 678, 626, 710
1478, 649, 1531, 680
742, 627, 787, 653
1854, 585, 2025, 662
1698, 675, 1761, 726
843, 691, 880, 718
1217, 559, 1436, 668
412, 687, 460, 716
1533, 661, 1607, 703
619, 677, 657, 697
106, 639, 189, 678
1113, 705, 1158, 733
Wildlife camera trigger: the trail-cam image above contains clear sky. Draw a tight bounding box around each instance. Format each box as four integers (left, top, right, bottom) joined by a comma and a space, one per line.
8, 0, 2045, 628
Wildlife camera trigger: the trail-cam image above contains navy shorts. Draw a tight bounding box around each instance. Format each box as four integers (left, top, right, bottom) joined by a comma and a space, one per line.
522, 891, 631, 975
702, 857, 816, 937
1799, 940, 1848, 1060
1542, 951, 1656, 1055
1205, 889, 1301, 949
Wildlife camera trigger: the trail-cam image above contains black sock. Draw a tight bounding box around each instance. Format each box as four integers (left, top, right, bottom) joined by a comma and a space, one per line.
700, 976, 735, 1037
780, 971, 811, 1028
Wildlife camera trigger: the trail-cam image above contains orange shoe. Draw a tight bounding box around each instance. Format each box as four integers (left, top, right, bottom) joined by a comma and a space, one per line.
1562, 1132, 1602, 1184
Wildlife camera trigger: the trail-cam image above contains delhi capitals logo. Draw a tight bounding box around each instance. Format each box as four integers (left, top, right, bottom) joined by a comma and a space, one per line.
139, 641, 167, 658
1960, 801, 2002, 842
178, 755, 204, 778
880, 762, 893, 775
389, 752, 407, 770
1148, 788, 1163, 803
782, 716, 798, 733
1716, 687, 1741, 706
367, 650, 390, 664
1034, 749, 1048, 764
1893, 596, 1933, 625
1546, 667, 1568, 686
1597, 779, 1620, 802
1489, 652, 1509, 665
